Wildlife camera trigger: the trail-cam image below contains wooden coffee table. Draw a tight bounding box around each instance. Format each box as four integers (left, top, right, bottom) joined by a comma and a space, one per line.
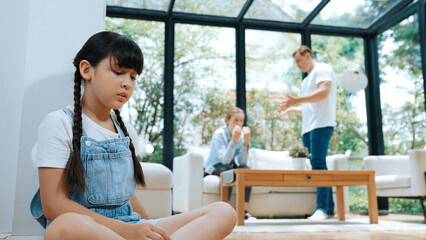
220, 169, 378, 226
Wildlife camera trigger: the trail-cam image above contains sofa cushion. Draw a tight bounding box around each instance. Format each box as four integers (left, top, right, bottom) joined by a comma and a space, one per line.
375, 175, 411, 189
202, 175, 270, 194
188, 146, 210, 164
248, 148, 293, 170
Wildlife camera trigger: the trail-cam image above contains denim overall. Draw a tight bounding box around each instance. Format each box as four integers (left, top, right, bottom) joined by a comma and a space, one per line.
30, 108, 159, 228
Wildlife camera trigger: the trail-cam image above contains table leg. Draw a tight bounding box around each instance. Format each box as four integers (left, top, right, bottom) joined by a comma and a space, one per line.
236, 173, 245, 226
336, 186, 345, 221
367, 173, 379, 224
220, 173, 228, 202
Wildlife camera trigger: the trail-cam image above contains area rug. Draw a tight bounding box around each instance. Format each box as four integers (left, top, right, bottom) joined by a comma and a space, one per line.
233, 218, 426, 233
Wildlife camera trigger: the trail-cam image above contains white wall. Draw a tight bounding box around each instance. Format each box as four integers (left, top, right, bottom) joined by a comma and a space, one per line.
0, 0, 30, 233
0, 0, 106, 235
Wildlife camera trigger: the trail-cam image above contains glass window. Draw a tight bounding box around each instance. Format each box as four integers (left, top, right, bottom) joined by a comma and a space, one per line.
245, 30, 301, 150
174, 24, 236, 156
245, 0, 322, 22
173, 0, 246, 17
312, 35, 368, 214
312, 35, 368, 158
107, 0, 170, 11
106, 17, 165, 163
312, 0, 401, 28
378, 14, 425, 155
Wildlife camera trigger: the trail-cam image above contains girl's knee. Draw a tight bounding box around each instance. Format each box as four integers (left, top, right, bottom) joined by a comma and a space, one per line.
211, 202, 237, 235
210, 202, 237, 223
45, 212, 96, 240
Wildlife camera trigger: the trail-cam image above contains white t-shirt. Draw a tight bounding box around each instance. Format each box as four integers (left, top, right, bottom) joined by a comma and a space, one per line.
301, 62, 336, 135
31, 106, 139, 168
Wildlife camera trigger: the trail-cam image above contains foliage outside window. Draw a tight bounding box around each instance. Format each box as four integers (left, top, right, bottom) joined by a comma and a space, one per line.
378, 14, 425, 155
173, 24, 236, 157
245, 30, 301, 150
106, 18, 165, 163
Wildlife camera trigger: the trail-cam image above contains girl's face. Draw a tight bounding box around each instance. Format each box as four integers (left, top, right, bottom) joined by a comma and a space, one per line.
82, 57, 137, 111
226, 112, 245, 133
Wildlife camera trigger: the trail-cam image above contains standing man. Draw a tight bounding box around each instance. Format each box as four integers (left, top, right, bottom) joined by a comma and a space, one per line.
278, 45, 337, 221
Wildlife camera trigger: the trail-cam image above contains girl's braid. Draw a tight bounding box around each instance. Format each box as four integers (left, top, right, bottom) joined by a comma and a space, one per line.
114, 109, 145, 186
65, 70, 86, 191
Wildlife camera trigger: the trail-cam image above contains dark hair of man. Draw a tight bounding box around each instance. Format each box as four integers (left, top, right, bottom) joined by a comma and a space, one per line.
66, 31, 145, 191
292, 45, 314, 57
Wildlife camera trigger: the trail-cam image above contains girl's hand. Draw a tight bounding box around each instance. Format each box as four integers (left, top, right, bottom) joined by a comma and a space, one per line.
231, 126, 242, 144
124, 223, 171, 240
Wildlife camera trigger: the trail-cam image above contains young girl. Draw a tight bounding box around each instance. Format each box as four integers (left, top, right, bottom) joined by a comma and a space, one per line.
30, 31, 236, 240
204, 107, 255, 220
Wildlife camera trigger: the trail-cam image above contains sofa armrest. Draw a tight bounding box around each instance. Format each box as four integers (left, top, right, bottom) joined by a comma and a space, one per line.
139, 162, 172, 189
326, 154, 347, 170
364, 155, 410, 176
135, 162, 173, 218
172, 152, 204, 212
408, 149, 426, 196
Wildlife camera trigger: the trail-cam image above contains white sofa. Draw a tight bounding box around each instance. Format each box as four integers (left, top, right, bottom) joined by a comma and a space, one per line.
136, 162, 173, 218
173, 147, 349, 217
363, 149, 426, 218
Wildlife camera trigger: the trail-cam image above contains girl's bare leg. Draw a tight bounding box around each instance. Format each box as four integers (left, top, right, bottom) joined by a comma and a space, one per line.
157, 201, 237, 240
44, 212, 124, 240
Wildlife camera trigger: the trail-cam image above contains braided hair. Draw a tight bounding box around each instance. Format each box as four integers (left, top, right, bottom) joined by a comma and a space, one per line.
65, 31, 145, 191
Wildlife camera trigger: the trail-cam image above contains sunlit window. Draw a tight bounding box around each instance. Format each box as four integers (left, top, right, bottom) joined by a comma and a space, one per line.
173, 0, 246, 17
107, 0, 170, 11
312, 0, 401, 28
106, 17, 165, 163
174, 24, 236, 156
245, 30, 301, 150
378, 14, 425, 155
245, 0, 322, 22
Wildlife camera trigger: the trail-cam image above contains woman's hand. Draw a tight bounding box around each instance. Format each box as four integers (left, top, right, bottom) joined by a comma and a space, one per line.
231, 126, 242, 144
123, 223, 171, 240
242, 127, 250, 148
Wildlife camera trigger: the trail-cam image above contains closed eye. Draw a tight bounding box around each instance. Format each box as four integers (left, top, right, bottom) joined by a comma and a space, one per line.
113, 71, 122, 75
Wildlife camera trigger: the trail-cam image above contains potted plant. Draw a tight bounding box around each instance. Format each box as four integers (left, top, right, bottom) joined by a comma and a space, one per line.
289, 144, 310, 170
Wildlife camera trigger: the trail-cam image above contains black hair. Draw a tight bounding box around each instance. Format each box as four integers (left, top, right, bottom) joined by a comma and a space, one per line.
66, 31, 145, 191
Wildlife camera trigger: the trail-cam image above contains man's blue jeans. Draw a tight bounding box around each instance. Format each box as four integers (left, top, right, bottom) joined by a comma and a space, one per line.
303, 126, 335, 215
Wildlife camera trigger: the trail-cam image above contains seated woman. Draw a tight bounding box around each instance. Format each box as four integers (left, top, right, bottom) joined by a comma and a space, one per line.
204, 107, 255, 220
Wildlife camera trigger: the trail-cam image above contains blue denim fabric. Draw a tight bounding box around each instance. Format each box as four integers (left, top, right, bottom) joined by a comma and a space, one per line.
211, 163, 252, 202
302, 126, 335, 215
30, 108, 159, 228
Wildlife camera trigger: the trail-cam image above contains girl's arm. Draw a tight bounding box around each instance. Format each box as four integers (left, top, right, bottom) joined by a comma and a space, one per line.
130, 195, 150, 219
39, 167, 128, 232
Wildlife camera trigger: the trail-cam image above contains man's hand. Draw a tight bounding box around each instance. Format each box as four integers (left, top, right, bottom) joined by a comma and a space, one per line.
231, 126, 242, 144
242, 126, 250, 147
275, 106, 303, 119
278, 95, 298, 111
